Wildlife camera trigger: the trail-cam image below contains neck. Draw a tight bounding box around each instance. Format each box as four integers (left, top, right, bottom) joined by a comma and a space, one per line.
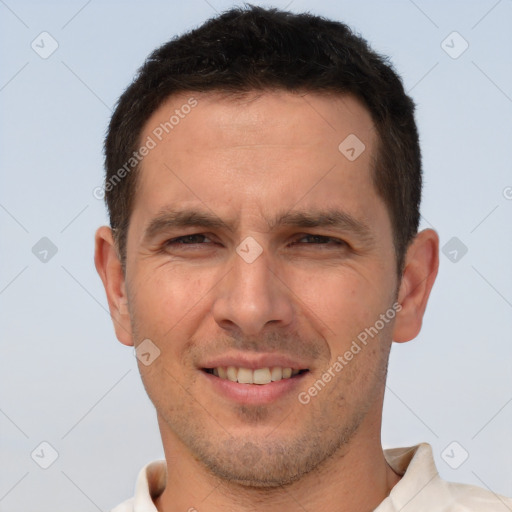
154, 413, 401, 512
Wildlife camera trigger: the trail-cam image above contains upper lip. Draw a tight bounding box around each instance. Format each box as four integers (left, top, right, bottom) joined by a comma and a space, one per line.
201, 353, 311, 370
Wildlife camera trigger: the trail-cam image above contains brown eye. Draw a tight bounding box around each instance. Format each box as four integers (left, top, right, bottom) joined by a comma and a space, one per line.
165, 234, 213, 246
294, 234, 347, 246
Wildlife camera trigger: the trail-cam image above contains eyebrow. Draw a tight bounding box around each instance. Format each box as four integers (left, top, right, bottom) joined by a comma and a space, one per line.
143, 207, 374, 244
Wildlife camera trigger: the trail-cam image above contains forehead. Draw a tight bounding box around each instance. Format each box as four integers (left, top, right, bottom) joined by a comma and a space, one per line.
141, 89, 376, 151
130, 90, 382, 234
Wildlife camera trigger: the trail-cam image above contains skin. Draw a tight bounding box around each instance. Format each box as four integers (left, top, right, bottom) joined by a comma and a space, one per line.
95, 90, 439, 512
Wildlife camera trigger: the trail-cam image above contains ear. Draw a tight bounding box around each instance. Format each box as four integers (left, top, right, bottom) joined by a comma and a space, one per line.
393, 228, 439, 343
94, 226, 134, 346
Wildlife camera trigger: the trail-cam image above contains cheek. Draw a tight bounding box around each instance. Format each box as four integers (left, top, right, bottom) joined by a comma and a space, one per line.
128, 266, 209, 341
294, 266, 391, 343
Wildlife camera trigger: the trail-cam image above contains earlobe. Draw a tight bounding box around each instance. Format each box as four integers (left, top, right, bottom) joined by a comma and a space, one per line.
393, 229, 439, 343
94, 226, 134, 346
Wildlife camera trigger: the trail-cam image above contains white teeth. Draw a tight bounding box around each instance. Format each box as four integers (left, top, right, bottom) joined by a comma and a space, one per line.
270, 367, 282, 381
282, 367, 292, 379
210, 366, 302, 384
237, 367, 253, 384
253, 368, 272, 385
226, 366, 238, 382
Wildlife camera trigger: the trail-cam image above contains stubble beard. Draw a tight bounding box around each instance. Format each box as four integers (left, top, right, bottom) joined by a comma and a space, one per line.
152, 353, 390, 489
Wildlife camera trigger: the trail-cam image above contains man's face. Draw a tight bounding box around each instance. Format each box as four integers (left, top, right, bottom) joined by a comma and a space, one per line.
122, 91, 399, 485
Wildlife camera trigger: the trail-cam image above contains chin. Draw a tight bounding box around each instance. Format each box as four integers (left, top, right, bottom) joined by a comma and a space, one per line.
194, 434, 346, 489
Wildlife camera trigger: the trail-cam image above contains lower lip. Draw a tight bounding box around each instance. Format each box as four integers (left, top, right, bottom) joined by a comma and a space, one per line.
201, 370, 308, 405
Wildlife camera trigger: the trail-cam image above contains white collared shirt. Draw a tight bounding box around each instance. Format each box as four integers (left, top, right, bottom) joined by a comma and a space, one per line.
111, 443, 512, 511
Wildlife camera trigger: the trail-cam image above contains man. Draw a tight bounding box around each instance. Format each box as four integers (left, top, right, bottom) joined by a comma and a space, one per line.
94, 6, 511, 511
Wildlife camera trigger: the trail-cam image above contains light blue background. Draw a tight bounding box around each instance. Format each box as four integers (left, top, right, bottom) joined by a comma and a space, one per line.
1, 1, 511, 510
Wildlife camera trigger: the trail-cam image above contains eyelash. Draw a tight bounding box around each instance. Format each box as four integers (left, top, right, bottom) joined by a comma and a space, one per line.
164, 234, 347, 248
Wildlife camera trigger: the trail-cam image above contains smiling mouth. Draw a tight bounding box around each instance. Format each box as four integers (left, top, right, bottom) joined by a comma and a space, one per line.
202, 367, 309, 385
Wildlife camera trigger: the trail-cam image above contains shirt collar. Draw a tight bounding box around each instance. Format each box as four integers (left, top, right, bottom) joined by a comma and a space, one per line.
376, 443, 439, 511
133, 459, 166, 512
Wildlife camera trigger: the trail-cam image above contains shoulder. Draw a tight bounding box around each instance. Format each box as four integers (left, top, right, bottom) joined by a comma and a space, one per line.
437, 479, 512, 511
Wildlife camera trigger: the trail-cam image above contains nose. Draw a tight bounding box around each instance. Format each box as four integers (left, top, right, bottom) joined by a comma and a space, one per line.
212, 244, 294, 336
